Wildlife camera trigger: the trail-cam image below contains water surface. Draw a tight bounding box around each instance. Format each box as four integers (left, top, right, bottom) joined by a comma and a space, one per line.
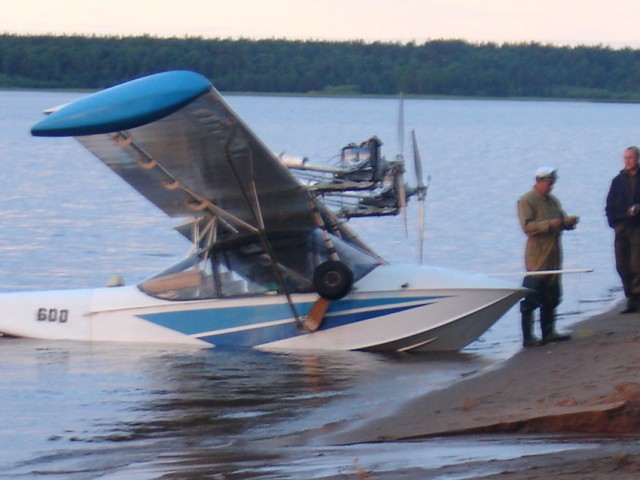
0, 90, 631, 477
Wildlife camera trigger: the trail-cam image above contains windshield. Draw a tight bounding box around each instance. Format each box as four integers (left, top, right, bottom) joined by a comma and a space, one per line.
139, 229, 381, 301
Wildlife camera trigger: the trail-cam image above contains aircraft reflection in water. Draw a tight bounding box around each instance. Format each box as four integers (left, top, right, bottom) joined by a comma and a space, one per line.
0, 71, 524, 352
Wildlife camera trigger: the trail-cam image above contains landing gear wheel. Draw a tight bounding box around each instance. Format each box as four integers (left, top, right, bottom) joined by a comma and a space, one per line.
313, 261, 353, 300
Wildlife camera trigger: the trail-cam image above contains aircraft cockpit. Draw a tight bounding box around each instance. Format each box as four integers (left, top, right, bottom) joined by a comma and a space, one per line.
139, 229, 381, 301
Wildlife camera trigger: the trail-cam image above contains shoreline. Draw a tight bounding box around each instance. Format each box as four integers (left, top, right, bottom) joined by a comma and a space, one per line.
3, 86, 640, 105
294, 302, 640, 478
333, 302, 640, 443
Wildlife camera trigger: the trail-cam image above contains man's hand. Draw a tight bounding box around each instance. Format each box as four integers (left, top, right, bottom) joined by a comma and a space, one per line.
549, 218, 562, 229
565, 215, 579, 230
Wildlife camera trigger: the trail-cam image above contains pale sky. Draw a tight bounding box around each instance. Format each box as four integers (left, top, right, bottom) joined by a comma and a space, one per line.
3, 0, 640, 48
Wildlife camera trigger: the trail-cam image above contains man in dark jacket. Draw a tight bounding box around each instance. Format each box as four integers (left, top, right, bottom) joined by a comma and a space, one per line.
606, 146, 640, 313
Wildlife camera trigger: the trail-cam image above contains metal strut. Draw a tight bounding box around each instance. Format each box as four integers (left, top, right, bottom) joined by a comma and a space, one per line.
222, 132, 304, 330
114, 131, 258, 235
309, 196, 339, 262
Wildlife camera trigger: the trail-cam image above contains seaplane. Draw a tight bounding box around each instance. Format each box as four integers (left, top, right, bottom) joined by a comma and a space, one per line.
0, 71, 524, 352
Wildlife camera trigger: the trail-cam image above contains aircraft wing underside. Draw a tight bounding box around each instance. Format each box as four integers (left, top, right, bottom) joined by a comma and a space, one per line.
31, 71, 316, 236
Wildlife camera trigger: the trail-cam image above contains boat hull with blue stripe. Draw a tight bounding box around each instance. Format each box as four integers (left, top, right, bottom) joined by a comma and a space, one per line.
0, 264, 523, 352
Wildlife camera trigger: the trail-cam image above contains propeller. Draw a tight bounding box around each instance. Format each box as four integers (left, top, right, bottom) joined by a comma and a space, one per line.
397, 92, 405, 157
393, 163, 408, 235
411, 129, 429, 264
395, 93, 408, 236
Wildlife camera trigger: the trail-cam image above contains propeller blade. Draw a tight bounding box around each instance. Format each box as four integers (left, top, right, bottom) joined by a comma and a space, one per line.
397, 93, 405, 158
411, 129, 426, 195
411, 129, 428, 263
394, 170, 408, 236
417, 197, 425, 264
391, 95, 408, 236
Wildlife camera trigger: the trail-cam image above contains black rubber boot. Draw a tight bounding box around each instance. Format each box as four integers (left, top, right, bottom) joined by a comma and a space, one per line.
541, 308, 571, 343
621, 296, 639, 314
521, 311, 542, 347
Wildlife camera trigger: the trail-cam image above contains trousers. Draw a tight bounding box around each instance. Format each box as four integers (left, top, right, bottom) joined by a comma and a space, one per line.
520, 274, 562, 339
614, 224, 640, 307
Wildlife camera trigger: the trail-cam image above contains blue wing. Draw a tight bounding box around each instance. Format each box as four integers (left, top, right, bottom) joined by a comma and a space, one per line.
32, 71, 315, 234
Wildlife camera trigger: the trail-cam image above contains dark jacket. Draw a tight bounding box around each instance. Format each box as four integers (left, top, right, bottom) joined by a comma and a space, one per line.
606, 169, 640, 228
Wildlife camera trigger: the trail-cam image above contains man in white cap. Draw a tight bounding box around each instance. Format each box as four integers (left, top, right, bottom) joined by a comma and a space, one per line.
605, 146, 640, 314
517, 167, 579, 347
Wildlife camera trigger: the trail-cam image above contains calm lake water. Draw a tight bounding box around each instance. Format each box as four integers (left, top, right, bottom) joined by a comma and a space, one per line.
0, 89, 632, 478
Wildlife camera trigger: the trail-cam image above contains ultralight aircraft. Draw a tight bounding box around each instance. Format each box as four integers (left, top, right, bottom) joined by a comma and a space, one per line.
0, 71, 524, 352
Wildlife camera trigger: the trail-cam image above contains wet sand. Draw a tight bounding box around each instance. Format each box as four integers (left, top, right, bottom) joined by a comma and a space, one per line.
320, 303, 640, 478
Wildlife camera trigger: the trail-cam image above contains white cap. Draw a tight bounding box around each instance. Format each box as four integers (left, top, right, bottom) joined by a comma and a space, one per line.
535, 166, 557, 180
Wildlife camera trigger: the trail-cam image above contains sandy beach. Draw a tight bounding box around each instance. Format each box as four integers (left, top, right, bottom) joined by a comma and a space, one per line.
311, 303, 640, 478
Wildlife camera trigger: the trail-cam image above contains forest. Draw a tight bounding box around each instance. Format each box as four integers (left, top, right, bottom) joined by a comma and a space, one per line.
1, 34, 640, 101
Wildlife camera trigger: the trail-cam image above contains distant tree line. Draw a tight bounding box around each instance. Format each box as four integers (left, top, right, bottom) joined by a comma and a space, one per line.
2, 34, 640, 101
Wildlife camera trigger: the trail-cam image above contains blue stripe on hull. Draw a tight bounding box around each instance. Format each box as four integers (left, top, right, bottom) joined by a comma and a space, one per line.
140, 302, 301, 336
195, 303, 431, 347
138, 296, 444, 347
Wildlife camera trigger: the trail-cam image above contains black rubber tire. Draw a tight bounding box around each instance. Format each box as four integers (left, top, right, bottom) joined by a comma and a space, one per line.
313, 261, 353, 300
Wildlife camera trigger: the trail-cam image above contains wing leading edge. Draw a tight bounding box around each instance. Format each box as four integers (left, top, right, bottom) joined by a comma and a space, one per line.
31, 71, 212, 136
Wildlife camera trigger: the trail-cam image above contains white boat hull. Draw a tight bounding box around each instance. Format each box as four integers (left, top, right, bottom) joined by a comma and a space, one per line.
0, 265, 525, 352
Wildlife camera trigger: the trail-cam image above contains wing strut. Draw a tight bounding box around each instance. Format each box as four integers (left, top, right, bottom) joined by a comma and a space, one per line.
310, 199, 340, 263
301, 198, 356, 332
223, 136, 304, 331
301, 199, 339, 332
115, 131, 259, 234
